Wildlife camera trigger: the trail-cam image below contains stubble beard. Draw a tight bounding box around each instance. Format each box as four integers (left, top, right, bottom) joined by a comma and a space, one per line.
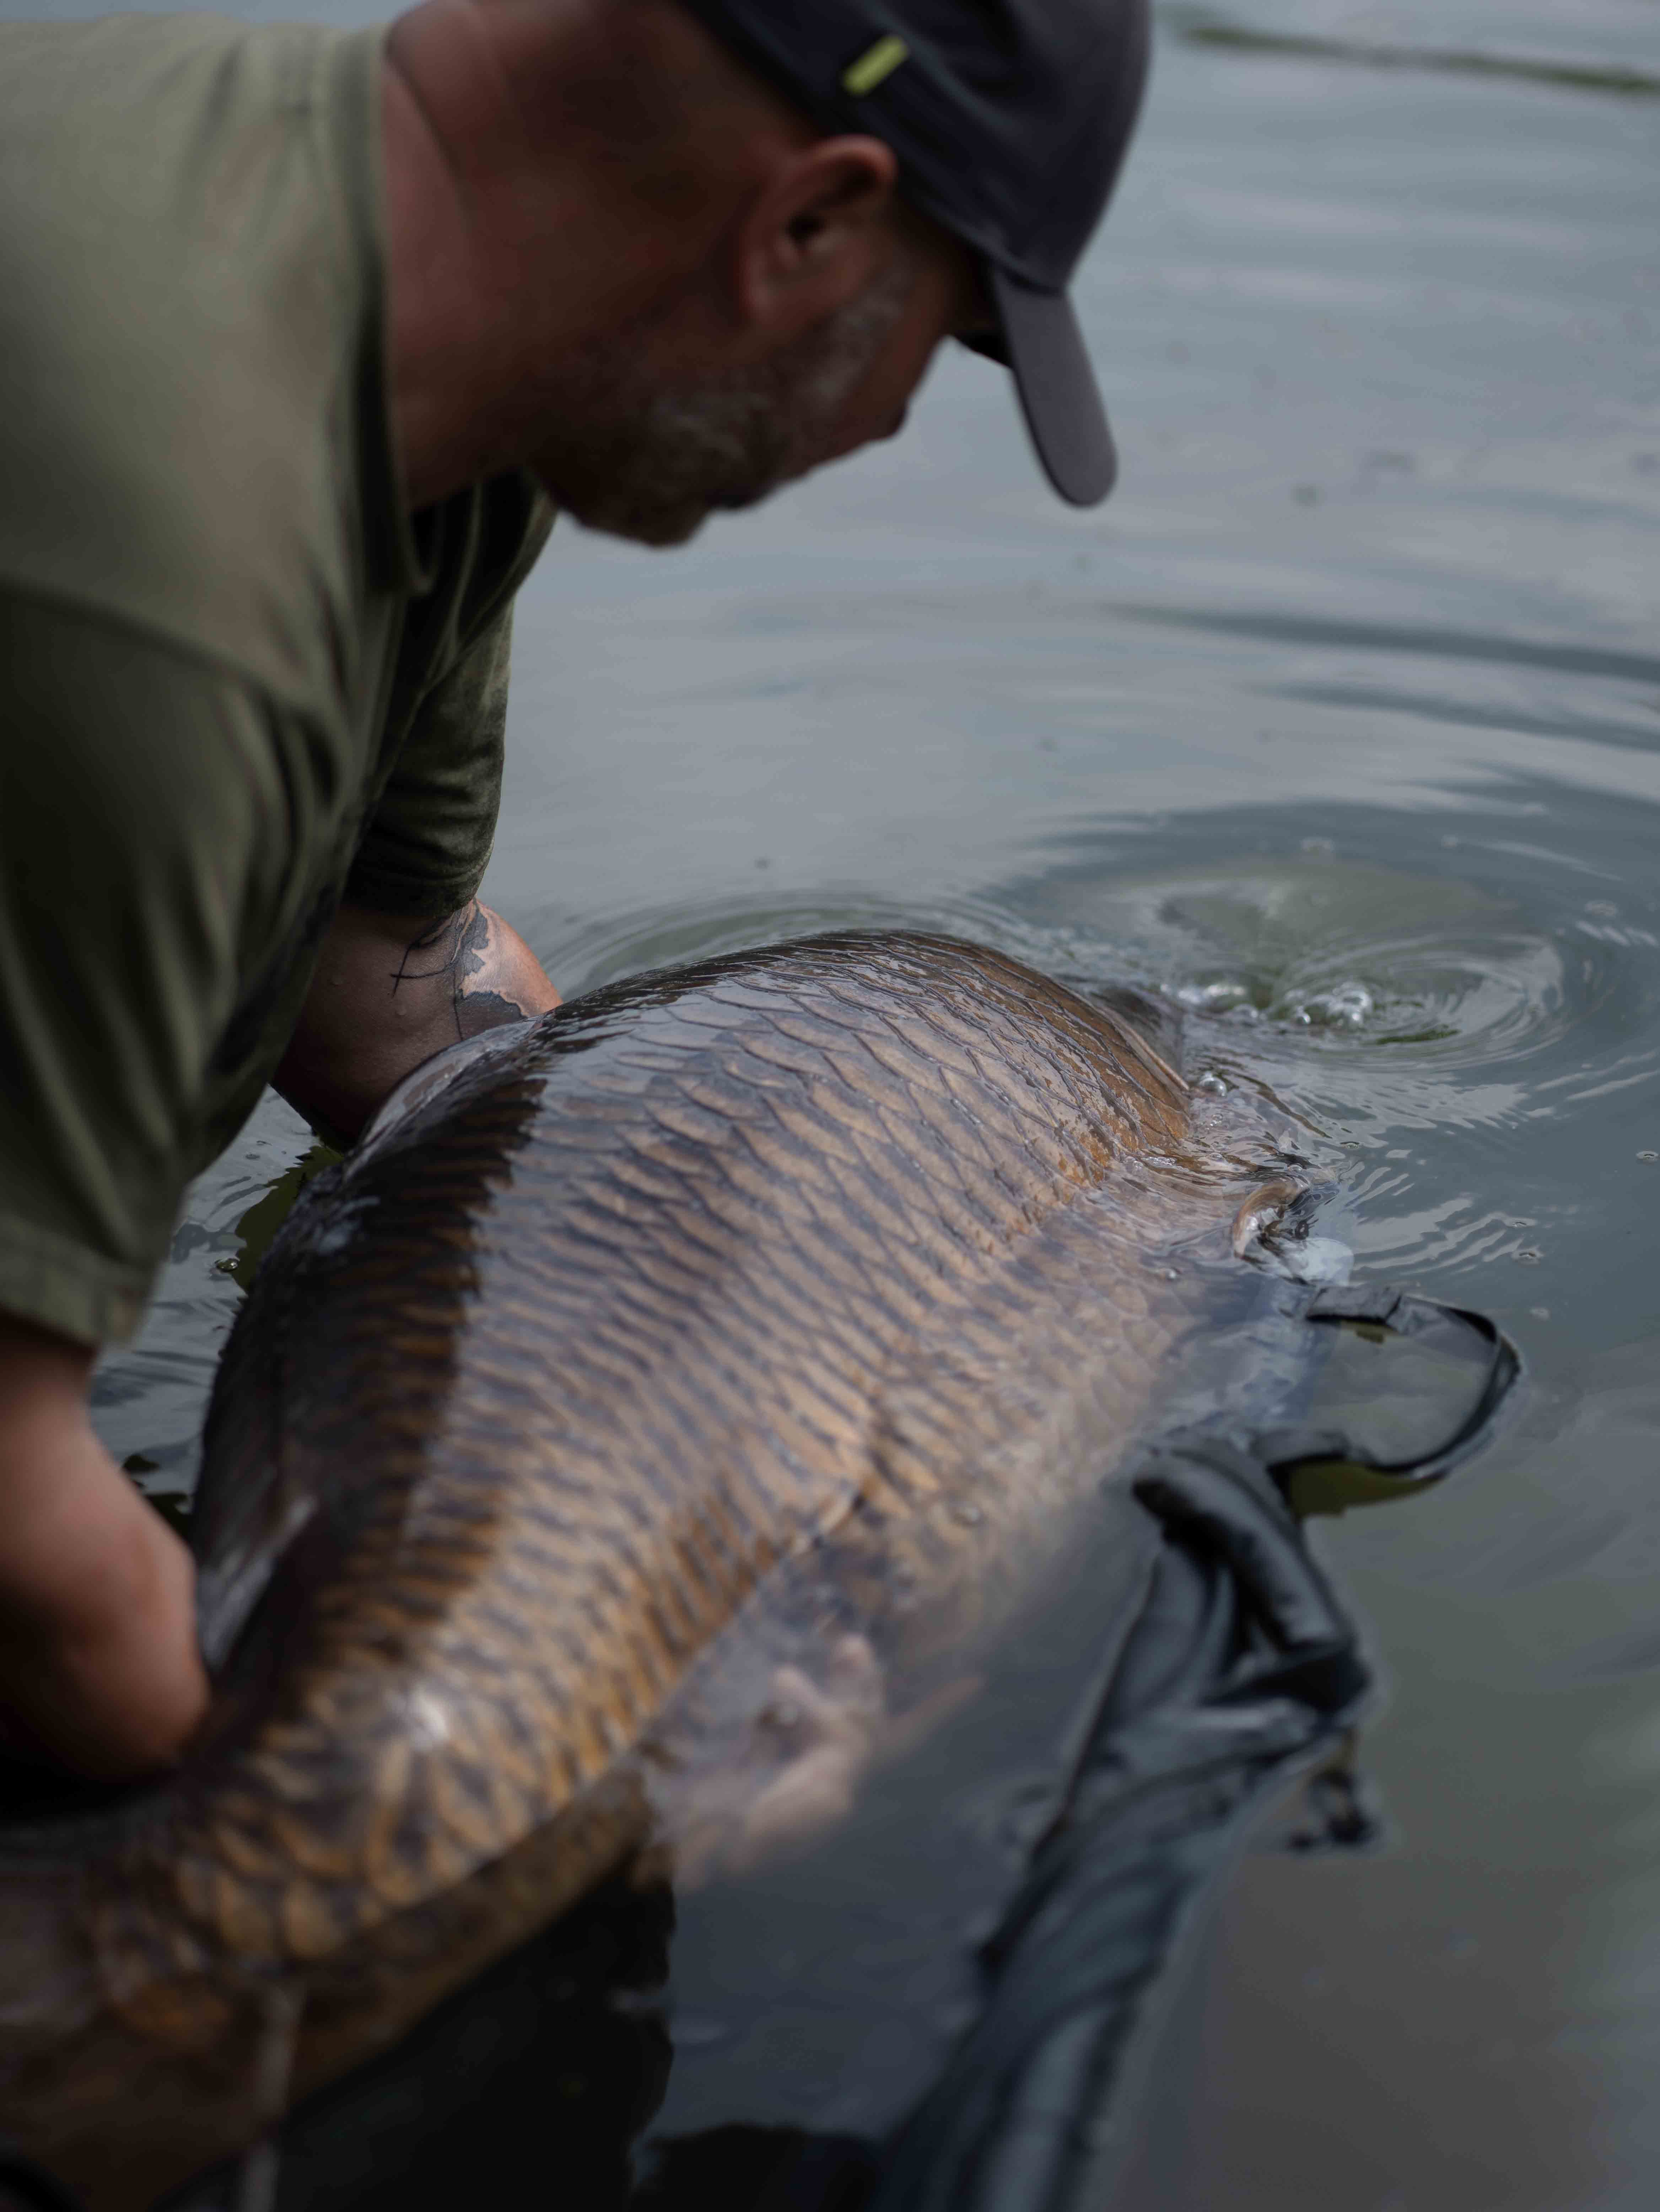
539, 260, 918, 547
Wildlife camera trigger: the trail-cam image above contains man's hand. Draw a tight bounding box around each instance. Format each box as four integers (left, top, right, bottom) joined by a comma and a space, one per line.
275, 899, 561, 1145
0, 1319, 208, 1778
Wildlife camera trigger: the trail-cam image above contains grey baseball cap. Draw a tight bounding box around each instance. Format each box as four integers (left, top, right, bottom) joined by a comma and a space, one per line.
678, 0, 1152, 505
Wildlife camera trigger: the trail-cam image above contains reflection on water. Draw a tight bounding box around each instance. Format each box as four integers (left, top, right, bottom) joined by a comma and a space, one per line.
59, 0, 1660, 2200
257, 1878, 675, 2212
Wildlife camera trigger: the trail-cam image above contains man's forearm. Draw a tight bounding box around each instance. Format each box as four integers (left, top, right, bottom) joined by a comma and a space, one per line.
275, 898, 562, 1144
0, 1319, 207, 1777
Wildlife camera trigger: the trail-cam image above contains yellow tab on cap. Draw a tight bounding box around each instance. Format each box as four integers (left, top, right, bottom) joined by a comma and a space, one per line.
841, 34, 909, 97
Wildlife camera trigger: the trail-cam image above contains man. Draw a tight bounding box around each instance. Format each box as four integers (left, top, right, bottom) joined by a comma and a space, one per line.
0, 0, 1148, 1776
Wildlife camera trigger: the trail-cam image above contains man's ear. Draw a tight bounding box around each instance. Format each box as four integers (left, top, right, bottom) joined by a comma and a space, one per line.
733, 136, 901, 338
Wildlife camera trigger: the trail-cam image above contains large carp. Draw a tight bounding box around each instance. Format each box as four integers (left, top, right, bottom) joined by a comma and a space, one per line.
0, 930, 1326, 2206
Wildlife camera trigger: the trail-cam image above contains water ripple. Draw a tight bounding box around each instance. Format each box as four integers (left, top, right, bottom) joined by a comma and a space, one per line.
1162, 7, 1660, 100
1115, 605, 1660, 691
1007, 837, 1660, 1283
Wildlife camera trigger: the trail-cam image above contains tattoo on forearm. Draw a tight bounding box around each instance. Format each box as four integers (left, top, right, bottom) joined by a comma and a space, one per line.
392, 902, 529, 1042
388, 911, 468, 992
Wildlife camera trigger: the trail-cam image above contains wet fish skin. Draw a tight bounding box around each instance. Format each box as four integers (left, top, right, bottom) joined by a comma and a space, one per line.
0, 931, 1282, 2206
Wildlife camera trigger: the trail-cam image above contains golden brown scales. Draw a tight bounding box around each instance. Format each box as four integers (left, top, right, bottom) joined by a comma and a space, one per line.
0, 931, 1298, 2206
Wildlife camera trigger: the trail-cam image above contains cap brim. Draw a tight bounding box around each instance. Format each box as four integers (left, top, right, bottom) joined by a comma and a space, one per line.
974, 266, 1117, 508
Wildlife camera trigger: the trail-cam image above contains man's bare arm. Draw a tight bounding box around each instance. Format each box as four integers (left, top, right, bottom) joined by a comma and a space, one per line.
0, 907, 552, 1778
0, 1319, 208, 1777
275, 899, 561, 1144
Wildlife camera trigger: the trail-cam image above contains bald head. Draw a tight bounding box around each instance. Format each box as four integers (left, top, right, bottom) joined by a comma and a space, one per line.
381, 0, 978, 530
522, 0, 817, 178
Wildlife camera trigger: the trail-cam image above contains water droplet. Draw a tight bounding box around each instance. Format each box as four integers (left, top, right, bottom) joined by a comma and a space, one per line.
1165, 1267, 1181, 1280
952, 1503, 984, 1527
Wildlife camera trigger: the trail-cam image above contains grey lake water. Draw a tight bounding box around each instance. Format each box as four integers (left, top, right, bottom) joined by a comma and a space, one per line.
18, 0, 1659, 2202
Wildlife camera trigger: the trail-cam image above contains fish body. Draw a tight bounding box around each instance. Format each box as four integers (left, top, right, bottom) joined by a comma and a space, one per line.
0, 931, 1302, 2205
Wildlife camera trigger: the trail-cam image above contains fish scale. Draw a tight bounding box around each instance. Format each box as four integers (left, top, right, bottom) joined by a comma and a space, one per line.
0, 930, 1300, 2208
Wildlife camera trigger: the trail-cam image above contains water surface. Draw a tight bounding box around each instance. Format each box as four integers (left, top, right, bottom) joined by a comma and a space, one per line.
24, 0, 1659, 2202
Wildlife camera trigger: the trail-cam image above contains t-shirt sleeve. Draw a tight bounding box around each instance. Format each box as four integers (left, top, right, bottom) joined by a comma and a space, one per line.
0, 594, 344, 1347
344, 597, 517, 919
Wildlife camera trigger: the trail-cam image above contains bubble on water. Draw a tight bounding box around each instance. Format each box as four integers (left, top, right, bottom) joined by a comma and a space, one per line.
1176, 977, 1255, 1013
1284, 982, 1375, 1030
1515, 1249, 1543, 1265
1639, 1151, 1658, 1164
1530, 1307, 1552, 1321
1196, 1070, 1229, 1094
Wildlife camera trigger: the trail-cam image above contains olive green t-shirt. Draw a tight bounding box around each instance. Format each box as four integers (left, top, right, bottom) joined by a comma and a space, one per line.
0, 14, 556, 1347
